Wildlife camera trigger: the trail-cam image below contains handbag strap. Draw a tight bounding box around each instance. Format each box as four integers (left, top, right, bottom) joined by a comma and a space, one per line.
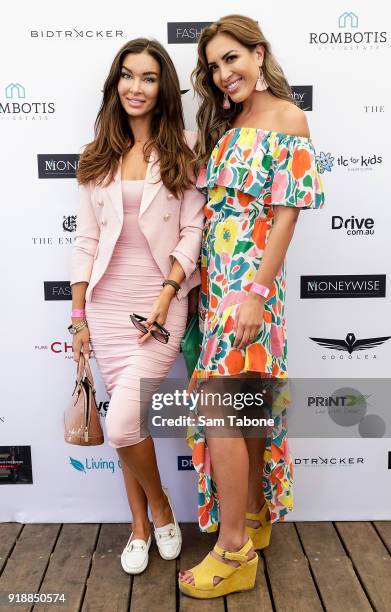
83, 357, 95, 388
76, 354, 85, 384
76, 354, 95, 388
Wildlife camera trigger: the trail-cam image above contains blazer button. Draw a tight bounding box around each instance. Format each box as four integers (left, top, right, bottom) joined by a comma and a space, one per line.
101, 218, 107, 226
163, 213, 171, 221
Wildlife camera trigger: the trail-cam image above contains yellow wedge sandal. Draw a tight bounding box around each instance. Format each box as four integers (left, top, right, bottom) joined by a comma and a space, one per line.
178, 537, 258, 599
245, 502, 272, 549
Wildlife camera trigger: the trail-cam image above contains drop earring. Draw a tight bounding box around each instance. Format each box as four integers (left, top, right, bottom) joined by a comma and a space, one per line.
223, 93, 231, 109
255, 66, 268, 91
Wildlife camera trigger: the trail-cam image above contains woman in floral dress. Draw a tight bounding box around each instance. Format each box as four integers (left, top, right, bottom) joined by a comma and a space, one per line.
178, 15, 325, 599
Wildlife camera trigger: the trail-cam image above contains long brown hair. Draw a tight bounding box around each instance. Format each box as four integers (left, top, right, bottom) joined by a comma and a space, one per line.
77, 38, 193, 197
192, 14, 295, 174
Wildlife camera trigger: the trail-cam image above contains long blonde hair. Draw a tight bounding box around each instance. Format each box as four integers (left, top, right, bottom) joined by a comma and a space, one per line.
191, 14, 295, 174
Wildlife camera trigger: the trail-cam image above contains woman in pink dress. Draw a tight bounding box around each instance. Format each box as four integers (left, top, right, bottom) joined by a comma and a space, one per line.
69, 38, 205, 575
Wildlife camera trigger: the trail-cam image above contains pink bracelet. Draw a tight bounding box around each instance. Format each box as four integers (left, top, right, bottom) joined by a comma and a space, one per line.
249, 282, 270, 299
71, 309, 86, 318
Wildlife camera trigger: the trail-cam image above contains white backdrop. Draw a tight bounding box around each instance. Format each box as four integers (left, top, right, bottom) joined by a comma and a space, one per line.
1, 0, 391, 523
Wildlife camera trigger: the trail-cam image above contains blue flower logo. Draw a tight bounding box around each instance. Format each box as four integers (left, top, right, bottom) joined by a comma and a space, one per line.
316, 152, 334, 174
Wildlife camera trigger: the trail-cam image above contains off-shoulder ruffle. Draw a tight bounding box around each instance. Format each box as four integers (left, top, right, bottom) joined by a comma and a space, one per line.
197, 127, 325, 210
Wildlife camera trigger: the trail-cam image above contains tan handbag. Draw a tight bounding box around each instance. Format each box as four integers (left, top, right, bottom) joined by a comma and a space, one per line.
64, 354, 104, 445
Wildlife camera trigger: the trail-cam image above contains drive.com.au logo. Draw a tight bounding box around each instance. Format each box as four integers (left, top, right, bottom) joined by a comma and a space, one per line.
177, 455, 194, 470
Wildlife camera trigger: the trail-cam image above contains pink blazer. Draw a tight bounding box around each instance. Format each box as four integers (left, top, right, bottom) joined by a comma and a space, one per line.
70, 131, 206, 302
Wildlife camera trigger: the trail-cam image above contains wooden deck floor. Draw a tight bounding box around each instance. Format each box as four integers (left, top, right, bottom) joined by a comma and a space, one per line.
1, 521, 391, 611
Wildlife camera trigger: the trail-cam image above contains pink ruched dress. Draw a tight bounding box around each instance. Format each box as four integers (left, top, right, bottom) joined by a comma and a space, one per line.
85, 180, 188, 448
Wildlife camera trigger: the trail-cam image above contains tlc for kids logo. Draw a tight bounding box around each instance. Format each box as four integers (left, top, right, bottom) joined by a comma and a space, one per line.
316, 152, 382, 173
68, 456, 122, 474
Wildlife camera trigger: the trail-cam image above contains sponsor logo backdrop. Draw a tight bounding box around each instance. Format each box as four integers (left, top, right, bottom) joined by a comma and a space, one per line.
1, 0, 390, 522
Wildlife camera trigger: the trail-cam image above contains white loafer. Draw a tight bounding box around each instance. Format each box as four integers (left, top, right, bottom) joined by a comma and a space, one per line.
154, 488, 182, 560
121, 532, 151, 574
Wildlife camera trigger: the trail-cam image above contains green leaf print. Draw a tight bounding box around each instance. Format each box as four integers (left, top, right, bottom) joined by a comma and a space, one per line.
303, 175, 313, 188
237, 167, 248, 181
297, 190, 306, 199
211, 282, 223, 298
234, 240, 254, 254
262, 154, 272, 171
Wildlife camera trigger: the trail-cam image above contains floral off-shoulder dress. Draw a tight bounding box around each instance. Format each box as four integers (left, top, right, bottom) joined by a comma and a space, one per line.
187, 127, 325, 532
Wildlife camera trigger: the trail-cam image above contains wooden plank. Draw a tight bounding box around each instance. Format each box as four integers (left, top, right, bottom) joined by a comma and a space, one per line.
226, 555, 273, 611
130, 545, 176, 611
33, 523, 100, 612
335, 522, 391, 612
263, 522, 323, 612
296, 522, 372, 612
0, 523, 23, 575
81, 523, 132, 612
373, 521, 391, 555
0, 524, 61, 612
178, 523, 224, 612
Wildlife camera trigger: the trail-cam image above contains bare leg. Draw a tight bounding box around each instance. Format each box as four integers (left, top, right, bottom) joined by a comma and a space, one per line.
117, 437, 173, 529
119, 456, 150, 540
244, 437, 270, 528
179, 378, 256, 586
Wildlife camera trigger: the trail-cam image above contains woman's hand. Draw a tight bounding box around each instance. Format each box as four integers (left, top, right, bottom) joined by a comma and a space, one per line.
138, 288, 173, 344
72, 325, 90, 361
233, 294, 265, 350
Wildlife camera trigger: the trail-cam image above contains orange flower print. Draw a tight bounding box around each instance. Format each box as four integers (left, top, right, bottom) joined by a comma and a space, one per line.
252, 217, 268, 249
201, 265, 208, 293
192, 442, 205, 470
210, 294, 218, 309
199, 505, 211, 528
292, 148, 311, 179
246, 343, 267, 372
225, 349, 245, 374
263, 309, 272, 324
215, 133, 231, 165
223, 315, 235, 333
238, 190, 255, 208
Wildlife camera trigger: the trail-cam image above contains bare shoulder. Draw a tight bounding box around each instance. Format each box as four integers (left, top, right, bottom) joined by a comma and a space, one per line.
277, 102, 310, 138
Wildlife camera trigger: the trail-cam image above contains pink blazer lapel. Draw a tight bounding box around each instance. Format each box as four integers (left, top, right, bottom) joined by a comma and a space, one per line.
105, 157, 123, 223
139, 149, 163, 217
104, 151, 163, 223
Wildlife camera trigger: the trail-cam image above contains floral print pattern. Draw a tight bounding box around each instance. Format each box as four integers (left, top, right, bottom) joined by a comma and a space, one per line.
187, 127, 325, 532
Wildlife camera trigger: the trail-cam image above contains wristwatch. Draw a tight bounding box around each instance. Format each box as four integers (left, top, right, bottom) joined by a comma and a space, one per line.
68, 319, 88, 335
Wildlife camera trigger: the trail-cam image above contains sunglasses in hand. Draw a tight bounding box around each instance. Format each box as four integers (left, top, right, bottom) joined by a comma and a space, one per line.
129, 313, 170, 344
